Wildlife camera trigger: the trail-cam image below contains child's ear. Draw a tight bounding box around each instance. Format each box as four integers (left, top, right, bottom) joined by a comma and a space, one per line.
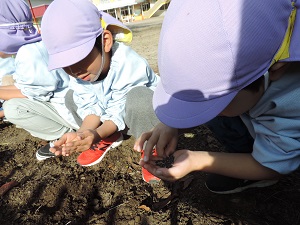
102, 30, 113, 53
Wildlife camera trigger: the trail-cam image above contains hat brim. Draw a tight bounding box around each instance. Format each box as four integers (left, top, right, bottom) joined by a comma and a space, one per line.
153, 81, 238, 128
47, 38, 96, 70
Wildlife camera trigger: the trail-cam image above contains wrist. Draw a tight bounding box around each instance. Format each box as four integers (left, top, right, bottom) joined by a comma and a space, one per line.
189, 151, 214, 172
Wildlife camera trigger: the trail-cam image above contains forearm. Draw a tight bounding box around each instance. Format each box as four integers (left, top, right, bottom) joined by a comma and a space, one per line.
77, 114, 101, 133
0, 86, 26, 100
78, 115, 117, 139
191, 151, 280, 180
0, 85, 18, 90
96, 120, 117, 139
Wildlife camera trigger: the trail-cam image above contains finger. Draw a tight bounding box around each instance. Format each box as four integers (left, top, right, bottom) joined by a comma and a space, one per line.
49, 147, 56, 153
79, 130, 100, 143
66, 141, 89, 153
54, 150, 62, 156
156, 132, 178, 158
61, 146, 75, 155
141, 149, 164, 165
76, 132, 85, 140
139, 157, 161, 167
64, 140, 82, 149
142, 156, 182, 182
143, 134, 160, 162
155, 136, 169, 158
143, 164, 176, 182
50, 146, 63, 153
62, 148, 72, 156
53, 136, 68, 146
134, 132, 151, 152
164, 137, 178, 156
62, 142, 89, 155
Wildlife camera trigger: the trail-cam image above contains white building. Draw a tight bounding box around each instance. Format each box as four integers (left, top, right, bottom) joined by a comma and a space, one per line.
26, 0, 169, 26
92, 0, 170, 22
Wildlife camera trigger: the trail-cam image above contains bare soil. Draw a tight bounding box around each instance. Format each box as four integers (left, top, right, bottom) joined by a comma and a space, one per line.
0, 16, 300, 225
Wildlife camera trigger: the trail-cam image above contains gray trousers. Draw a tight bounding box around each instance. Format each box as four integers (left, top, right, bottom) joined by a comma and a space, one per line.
3, 98, 75, 141
65, 89, 82, 127
124, 86, 160, 139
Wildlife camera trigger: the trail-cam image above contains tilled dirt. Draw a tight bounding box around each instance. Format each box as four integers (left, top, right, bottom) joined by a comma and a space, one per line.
0, 16, 299, 225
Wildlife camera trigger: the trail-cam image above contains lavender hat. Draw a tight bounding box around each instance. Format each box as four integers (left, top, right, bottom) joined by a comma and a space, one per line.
153, 0, 300, 129
41, 0, 132, 71
0, 0, 41, 54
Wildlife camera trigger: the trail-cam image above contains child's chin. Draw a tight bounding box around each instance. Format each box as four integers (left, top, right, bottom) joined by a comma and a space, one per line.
82, 75, 91, 81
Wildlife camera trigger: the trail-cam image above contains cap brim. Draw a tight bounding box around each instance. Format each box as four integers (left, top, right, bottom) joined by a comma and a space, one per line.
153, 81, 237, 128
47, 38, 96, 70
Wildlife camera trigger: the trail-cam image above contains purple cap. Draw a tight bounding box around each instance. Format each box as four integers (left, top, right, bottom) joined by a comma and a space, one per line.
0, 0, 41, 54
41, 0, 131, 71
153, 0, 300, 128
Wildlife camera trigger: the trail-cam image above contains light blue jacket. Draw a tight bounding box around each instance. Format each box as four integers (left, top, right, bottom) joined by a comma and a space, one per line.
70, 42, 160, 131
241, 64, 300, 174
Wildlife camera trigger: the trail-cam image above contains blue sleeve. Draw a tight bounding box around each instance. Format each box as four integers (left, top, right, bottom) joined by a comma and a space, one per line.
252, 116, 300, 174
244, 74, 300, 175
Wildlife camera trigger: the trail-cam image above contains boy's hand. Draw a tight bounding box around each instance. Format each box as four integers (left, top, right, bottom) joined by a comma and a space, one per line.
50, 130, 100, 156
50, 132, 79, 156
140, 150, 195, 182
134, 122, 178, 162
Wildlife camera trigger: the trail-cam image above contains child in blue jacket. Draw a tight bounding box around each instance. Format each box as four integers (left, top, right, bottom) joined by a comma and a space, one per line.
41, 0, 160, 175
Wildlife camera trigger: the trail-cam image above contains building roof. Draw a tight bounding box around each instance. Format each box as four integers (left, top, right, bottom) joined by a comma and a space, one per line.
31, 4, 49, 18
